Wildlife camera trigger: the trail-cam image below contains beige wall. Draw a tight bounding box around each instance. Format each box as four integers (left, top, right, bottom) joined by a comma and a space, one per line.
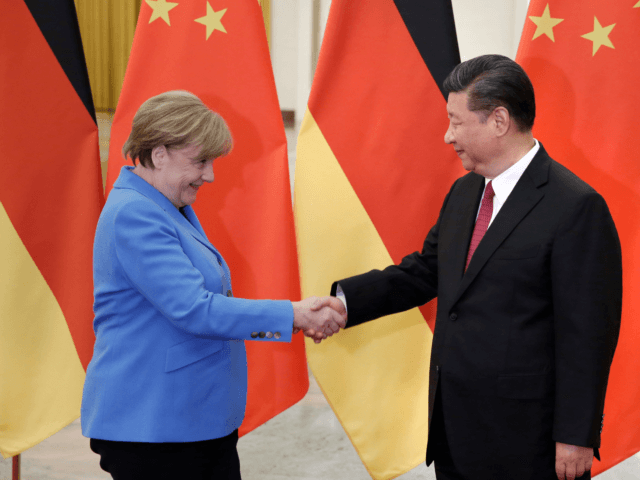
270, 0, 532, 122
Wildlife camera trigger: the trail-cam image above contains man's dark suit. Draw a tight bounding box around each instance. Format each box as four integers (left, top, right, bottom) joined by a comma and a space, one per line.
332, 144, 622, 479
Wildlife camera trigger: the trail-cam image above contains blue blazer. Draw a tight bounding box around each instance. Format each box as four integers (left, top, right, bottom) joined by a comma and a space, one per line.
81, 166, 293, 442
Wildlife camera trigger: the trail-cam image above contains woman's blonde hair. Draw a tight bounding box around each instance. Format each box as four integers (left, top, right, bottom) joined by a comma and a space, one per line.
122, 90, 233, 168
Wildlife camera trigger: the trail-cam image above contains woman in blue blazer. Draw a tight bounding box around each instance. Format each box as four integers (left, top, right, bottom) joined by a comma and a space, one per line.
81, 91, 346, 480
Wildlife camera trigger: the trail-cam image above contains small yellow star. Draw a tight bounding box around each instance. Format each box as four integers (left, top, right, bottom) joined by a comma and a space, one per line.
146, 0, 178, 26
581, 17, 615, 56
634, 1, 640, 8
194, 2, 227, 40
529, 4, 564, 42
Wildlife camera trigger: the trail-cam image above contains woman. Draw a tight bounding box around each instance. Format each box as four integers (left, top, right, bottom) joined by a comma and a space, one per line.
81, 91, 344, 479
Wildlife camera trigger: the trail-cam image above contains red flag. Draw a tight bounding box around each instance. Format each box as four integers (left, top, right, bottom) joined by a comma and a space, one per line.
0, 0, 103, 456
517, 0, 640, 473
106, 0, 306, 435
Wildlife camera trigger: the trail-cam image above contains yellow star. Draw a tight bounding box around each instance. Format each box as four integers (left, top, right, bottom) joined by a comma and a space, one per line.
634, 1, 640, 8
581, 17, 615, 56
194, 2, 227, 40
529, 4, 564, 42
146, 0, 178, 26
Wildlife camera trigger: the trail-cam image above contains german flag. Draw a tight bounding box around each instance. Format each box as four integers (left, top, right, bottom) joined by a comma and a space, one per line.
294, 1, 461, 478
516, 0, 640, 474
106, 0, 307, 436
0, 0, 103, 458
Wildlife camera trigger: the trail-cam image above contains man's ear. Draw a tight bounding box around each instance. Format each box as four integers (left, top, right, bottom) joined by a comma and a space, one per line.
492, 106, 510, 137
150, 145, 168, 169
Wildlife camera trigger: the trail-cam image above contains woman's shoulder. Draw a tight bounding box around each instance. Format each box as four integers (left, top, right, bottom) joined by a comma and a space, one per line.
106, 188, 164, 214
99, 189, 174, 234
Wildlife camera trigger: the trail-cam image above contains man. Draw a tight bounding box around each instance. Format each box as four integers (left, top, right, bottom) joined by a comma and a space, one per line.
330, 55, 622, 480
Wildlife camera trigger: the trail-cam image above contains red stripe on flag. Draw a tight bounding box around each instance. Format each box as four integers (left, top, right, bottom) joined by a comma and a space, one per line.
0, 1, 103, 368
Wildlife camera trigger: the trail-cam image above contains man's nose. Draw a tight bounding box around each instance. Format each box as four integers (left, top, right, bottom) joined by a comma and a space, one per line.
444, 126, 454, 144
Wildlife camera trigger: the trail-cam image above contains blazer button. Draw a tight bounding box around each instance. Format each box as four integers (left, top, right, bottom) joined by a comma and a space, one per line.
251, 332, 259, 339
266, 332, 273, 338
259, 332, 266, 338
449, 313, 458, 321
273, 332, 281, 339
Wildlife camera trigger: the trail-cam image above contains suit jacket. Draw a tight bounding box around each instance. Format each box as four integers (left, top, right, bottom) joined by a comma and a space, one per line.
81, 166, 293, 442
333, 145, 622, 479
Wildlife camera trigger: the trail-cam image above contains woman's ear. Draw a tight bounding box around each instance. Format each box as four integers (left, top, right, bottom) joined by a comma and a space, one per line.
150, 145, 167, 169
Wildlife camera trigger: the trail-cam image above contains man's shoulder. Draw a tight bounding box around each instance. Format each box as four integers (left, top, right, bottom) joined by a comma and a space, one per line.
545, 155, 599, 200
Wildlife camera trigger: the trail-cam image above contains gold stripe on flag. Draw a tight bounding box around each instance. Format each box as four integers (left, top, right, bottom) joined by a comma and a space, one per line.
0, 203, 85, 458
295, 110, 432, 480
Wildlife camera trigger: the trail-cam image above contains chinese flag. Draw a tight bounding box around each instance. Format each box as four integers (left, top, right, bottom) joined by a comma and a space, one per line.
0, 0, 103, 457
294, 1, 461, 478
106, 0, 306, 435
516, 0, 640, 474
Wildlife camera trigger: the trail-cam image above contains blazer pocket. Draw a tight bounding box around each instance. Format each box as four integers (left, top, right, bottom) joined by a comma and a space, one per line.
493, 244, 540, 260
165, 338, 224, 372
497, 373, 552, 399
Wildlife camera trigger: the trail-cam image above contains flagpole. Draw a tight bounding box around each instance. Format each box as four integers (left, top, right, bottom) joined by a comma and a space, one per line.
12, 454, 20, 480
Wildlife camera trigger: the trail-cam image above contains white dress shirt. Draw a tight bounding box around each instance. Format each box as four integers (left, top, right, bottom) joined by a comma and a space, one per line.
483, 139, 540, 226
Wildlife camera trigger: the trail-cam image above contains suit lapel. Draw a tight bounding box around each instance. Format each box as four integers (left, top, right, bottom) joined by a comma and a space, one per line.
450, 174, 485, 281
452, 148, 551, 306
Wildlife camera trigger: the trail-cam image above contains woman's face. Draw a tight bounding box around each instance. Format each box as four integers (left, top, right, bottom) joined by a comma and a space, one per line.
153, 144, 214, 208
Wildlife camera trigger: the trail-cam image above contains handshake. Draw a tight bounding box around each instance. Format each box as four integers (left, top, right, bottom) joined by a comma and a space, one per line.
292, 296, 348, 344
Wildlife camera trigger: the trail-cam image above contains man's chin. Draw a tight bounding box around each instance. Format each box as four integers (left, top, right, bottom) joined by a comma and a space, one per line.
460, 159, 474, 172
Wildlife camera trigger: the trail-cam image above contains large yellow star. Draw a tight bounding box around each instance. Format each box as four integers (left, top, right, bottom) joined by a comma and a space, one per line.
146, 0, 178, 26
529, 4, 564, 42
634, 1, 640, 8
581, 17, 615, 56
194, 2, 227, 40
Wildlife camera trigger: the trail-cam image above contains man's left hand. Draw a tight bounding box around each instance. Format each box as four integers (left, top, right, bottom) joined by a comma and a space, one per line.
556, 442, 593, 480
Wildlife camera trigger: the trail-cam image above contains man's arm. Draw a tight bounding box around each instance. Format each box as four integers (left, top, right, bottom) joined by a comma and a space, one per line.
551, 191, 622, 477
329, 179, 459, 327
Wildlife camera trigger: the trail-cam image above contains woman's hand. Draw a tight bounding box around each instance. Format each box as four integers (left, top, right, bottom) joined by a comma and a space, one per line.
292, 296, 347, 343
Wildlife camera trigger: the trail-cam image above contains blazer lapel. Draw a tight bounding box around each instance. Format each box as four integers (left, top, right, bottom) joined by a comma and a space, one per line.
181, 205, 232, 286
452, 149, 551, 305
180, 205, 213, 248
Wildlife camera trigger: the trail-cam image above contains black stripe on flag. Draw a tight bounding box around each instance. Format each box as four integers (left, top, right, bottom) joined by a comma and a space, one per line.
22, 0, 96, 122
393, 0, 460, 98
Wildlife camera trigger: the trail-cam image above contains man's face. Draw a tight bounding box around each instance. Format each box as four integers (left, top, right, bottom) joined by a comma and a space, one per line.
445, 91, 497, 177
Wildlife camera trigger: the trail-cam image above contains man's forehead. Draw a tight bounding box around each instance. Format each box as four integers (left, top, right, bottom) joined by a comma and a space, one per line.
447, 92, 468, 115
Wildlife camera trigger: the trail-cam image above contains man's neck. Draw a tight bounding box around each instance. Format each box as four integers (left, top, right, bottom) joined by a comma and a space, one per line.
485, 134, 535, 179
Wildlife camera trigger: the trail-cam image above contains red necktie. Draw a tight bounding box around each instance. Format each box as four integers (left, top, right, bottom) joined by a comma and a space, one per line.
465, 180, 495, 271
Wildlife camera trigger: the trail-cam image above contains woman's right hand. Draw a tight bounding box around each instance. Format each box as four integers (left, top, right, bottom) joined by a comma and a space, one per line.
292, 296, 347, 344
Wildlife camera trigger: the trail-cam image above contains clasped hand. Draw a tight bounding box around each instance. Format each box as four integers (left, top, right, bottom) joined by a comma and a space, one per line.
292, 296, 347, 344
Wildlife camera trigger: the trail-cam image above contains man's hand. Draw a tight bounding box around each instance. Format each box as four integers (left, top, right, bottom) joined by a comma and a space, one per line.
292, 296, 347, 344
556, 442, 593, 480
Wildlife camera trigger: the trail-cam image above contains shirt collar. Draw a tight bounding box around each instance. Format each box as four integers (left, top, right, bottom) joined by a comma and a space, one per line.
486, 139, 540, 205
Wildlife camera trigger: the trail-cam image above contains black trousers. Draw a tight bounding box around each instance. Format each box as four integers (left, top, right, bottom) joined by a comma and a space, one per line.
90, 430, 241, 480
429, 389, 591, 480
